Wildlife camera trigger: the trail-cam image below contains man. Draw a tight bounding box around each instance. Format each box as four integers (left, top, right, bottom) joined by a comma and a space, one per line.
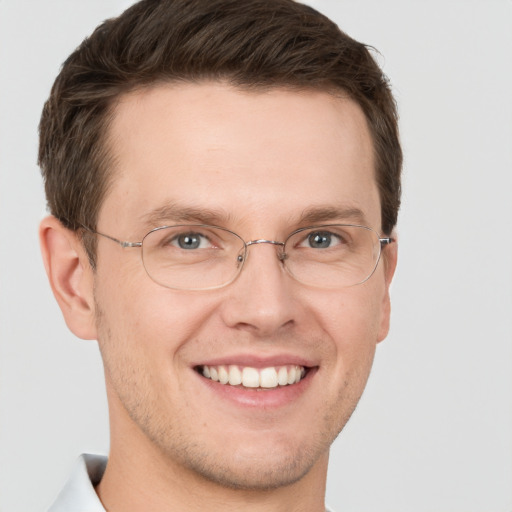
38, 0, 401, 510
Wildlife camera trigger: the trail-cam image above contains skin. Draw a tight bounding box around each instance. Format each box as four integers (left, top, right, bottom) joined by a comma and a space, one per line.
40, 82, 397, 512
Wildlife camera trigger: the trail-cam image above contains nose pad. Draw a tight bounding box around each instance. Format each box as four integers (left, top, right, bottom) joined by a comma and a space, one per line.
239, 240, 287, 269
236, 250, 245, 268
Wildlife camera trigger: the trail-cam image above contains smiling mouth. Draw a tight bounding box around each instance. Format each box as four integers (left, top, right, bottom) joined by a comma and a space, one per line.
196, 364, 309, 389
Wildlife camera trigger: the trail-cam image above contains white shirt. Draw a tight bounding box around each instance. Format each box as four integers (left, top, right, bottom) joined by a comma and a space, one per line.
48, 454, 107, 512
48, 454, 335, 512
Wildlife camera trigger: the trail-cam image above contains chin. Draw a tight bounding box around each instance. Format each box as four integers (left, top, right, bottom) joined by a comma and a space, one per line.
176, 441, 324, 491
145, 420, 336, 491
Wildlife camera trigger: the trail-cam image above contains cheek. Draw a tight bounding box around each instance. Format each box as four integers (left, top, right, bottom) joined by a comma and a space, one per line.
93, 262, 221, 363
316, 284, 384, 340
309, 284, 385, 379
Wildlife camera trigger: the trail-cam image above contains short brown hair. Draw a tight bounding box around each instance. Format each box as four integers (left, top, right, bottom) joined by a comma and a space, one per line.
39, 0, 402, 263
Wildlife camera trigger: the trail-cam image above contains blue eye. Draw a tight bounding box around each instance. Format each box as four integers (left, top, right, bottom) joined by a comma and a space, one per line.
305, 231, 341, 249
173, 233, 210, 250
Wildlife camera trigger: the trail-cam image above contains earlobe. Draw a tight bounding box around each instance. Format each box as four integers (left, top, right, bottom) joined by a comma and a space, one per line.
39, 216, 98, 340
377, 236, 398, 343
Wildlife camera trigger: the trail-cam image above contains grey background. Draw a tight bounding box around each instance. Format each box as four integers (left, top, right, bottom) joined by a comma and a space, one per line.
1, 1, 511, 511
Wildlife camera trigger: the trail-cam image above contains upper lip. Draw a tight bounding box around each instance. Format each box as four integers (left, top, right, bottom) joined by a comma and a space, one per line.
192, 353, 317, 369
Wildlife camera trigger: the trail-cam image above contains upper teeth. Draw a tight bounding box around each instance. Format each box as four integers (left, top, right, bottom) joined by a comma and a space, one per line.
201, 365, 305, 388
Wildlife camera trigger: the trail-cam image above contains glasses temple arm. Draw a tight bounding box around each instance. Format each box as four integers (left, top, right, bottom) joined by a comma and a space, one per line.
80, 224, 142, 248
379, 237, 395, 246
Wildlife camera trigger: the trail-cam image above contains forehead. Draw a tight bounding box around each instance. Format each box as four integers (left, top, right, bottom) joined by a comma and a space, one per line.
101, 82, 380, 234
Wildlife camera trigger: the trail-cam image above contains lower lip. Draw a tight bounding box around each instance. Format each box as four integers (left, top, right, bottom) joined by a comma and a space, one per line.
195, 368, 317, 408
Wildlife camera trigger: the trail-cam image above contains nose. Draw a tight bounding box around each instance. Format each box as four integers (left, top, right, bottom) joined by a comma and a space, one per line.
219, 241, 297, 337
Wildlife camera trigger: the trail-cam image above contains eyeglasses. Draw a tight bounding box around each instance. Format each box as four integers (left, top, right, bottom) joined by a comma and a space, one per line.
86, 224, 394, 291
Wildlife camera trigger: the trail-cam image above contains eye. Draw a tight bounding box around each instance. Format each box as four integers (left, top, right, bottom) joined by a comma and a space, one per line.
171, 232, 212, 250
302, 231, 343, 249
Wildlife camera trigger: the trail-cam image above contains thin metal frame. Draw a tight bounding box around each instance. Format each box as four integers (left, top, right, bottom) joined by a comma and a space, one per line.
82, 224, 395, 290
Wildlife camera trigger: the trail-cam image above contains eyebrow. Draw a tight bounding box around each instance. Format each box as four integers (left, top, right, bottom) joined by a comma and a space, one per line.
298, 205, 369, 226
139, 203, 233, 229
139, 202, 369, 231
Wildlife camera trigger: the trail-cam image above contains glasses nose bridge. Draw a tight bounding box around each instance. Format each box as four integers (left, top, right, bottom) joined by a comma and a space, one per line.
245, 239, 285, 248
243, 239, 287, 263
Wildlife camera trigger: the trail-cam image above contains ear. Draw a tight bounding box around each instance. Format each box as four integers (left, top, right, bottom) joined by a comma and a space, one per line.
39, 216, 98, 340
377, 235, 398, 343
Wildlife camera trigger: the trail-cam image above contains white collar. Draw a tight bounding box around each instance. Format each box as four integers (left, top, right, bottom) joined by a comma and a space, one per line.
48, 454, 107, 512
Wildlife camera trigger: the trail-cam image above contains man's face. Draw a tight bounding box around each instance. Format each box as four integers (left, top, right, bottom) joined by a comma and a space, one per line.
90, 82, 395, 489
